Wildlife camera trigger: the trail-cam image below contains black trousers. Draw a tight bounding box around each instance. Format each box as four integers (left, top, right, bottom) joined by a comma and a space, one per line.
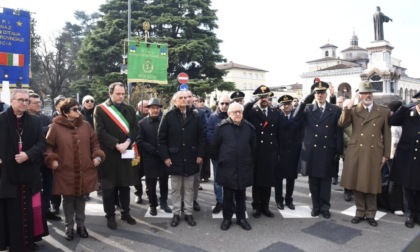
134, 165, 144, 197
309, 176, 332, 212
41, 165, 54, 212
146, 175, 169, 207
275, 178, 295, 204
251, 185, 271, 211
403, 188, 420, 218
103, 186, 131, 218
223, 187, 246, 220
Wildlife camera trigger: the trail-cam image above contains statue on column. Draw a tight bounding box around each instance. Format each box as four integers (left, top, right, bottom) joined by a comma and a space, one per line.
373, 6, 392, 41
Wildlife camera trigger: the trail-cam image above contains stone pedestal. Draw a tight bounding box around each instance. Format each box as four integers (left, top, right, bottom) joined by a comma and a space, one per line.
366, 40, 394, 69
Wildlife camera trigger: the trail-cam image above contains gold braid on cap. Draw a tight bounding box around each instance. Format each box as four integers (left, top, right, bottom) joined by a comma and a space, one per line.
261, 86, 267, 93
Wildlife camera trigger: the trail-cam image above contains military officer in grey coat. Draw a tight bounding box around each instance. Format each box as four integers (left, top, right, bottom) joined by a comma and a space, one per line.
294, 81, 343, 219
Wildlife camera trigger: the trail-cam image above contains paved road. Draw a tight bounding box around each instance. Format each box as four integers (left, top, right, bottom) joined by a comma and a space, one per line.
38, 166, 419, 252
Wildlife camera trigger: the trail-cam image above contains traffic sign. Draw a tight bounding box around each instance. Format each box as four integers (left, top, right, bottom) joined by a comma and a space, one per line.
177, 72, 189, 84
179, 84, 189, 91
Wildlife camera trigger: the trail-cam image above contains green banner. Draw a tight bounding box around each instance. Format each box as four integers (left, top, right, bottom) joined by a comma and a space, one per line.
127, 41, 168, 84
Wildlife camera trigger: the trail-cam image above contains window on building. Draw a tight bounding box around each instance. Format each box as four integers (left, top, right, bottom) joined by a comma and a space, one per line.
325, 51, 329, 57
243, 72, 247, 78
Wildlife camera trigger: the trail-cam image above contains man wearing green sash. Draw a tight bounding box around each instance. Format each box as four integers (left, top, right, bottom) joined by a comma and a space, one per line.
94, 82, 139, 230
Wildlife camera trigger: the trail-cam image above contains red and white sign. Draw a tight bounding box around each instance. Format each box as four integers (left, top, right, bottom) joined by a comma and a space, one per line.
177, 72, 189, 84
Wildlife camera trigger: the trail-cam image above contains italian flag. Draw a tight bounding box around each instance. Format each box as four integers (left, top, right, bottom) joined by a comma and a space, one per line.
0, 52, 24, 67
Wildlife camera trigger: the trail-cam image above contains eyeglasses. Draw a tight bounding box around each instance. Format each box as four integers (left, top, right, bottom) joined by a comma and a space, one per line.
230, 110, 243, 114
14, 98, 30, 104
85, 99, 94, 103
31, 101, 43, 105
220, 102, 230, 106
70, 107, 81, 112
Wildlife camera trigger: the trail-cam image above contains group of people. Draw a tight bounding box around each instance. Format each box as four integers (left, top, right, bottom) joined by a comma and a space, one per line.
1, 78, 420, 250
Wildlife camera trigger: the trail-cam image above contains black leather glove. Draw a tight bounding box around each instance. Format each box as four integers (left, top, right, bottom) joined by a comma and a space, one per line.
303, 92, 315, 104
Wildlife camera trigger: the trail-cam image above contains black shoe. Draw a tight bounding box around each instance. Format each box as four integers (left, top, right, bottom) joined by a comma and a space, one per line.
220, 219, 231, 230
193, 200, 201, 211
322, 211, 331, 219
276, 202, 284, 210
366, 218, 378, 227
107, 216, 117, 229
76, 227, 89, 238
198, 186, 203, 190
212, 202, 223, 214
203, 178, 209, 182
121, 214, 136, 225
311, 209, 320, 217
65, 228, 74, 241
332, 177, 339, 185
97, 190, 103, 196
30, 243, 40, 251
135, 196, 143, 204
150, 206, 157, 216
252, 209, 261, 218
405, 217, 415, 228
237, 219, 251, 230
286, 202, 295, 210
84, 194, 91, 201
261, 209, 274, 218
344, 192, 352, 202
160, 204, 172, 213
184, 215, 196, 226
351, 216, 364, 224
46, 211, 62, 221
170, 215, 180, 227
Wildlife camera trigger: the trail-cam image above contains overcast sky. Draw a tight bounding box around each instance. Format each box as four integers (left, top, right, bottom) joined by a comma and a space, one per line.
3, 0, 420, 86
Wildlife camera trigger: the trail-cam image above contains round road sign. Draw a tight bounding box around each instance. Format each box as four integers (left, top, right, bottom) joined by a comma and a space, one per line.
177, 72, 189, 84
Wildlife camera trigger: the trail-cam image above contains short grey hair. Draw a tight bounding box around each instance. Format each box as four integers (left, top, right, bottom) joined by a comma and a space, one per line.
228, 103, 244, 113
10, 89, 29, 100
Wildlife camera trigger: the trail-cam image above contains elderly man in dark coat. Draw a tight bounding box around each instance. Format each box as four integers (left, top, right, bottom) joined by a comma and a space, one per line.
339, 81, 391, 227
275, 95, 303, 210
212, 102, 256, 231
138, 98, 172, 216
158, 91, 206, 227
94, 82, 139, 230
389, 92, 420, 228
294, 81, 343, 219
244, 85, 281, 218
0, 89, 48, 251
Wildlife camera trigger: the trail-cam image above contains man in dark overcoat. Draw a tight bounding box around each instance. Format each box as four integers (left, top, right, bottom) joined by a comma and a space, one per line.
138, 98, 172, 216
158, 91, 206, 227
389, 92, 420, 228
339, 81, 390, 227
294, 81, 343, 219
244, 85, 281, 218
94, 82, 139, 229
275, 95, 303, 210
211, 102, 257, 231
0, 89, 48, 251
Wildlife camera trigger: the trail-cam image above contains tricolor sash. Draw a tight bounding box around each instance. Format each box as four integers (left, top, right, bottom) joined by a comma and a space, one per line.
99, 103, 130, 135
100, 103, 140, 166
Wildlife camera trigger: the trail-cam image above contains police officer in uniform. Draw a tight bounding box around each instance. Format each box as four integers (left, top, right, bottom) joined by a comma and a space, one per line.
244, 85, 281, 218
294, 81, 343, 219
230, 90, 245, 105
275, 95, 303, 210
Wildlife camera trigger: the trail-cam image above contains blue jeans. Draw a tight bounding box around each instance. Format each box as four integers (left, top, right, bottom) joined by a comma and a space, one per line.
211, 159, 223, 203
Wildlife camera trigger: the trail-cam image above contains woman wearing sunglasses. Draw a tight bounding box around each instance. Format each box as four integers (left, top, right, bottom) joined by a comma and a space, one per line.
45, 98, 105, 241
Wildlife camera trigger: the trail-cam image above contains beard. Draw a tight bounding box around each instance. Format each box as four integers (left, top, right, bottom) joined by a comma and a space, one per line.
362, 98, 373, 106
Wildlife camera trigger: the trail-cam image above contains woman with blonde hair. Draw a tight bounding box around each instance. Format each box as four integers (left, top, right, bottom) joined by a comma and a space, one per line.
45, 98, 105, 241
